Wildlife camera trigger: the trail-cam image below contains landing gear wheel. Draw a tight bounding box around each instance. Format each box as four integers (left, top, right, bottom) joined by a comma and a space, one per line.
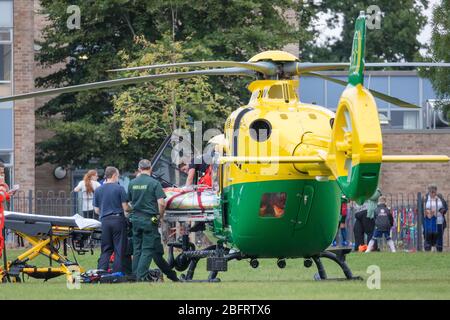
304, 258, 313, 268
250, 259, 259, 269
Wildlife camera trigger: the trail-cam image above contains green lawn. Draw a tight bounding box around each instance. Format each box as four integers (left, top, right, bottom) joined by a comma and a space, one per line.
1, 249, 450, 300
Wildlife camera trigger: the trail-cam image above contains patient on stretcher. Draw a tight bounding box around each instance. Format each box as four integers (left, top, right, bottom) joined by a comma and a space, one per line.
163, 187, 219, 211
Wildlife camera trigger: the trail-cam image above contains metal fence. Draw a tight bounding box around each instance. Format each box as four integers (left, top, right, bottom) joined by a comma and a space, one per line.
5, 190, 450, 251
8, 190, 83, 217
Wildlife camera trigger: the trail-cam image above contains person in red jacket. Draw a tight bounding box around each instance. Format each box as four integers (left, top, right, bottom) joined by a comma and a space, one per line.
332, 195, 349, 247
0, 161, 11, 258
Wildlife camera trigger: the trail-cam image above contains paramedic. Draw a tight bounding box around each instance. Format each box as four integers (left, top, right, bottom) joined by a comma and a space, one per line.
94, 166, 130, 273
128, 159, 179, 282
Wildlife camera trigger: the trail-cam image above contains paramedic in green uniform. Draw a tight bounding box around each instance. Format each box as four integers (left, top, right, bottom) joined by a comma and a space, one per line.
128, 159, 179, 282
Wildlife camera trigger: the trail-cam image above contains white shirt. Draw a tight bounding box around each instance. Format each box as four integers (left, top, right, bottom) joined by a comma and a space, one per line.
426, 196, 444, 224
76, 180, 101, 211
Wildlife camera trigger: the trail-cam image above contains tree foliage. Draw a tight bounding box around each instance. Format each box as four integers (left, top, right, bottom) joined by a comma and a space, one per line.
304, 0, 429, 62
112, 35, 225, 145
36, 0, 303, 171
424, 0, 450, 99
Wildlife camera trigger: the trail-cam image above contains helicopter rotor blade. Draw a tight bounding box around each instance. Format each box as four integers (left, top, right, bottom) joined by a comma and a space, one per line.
107, 61, 278, 76
305, 72, 420, 109
284, 62, 450, 75
0, 67, 256, 103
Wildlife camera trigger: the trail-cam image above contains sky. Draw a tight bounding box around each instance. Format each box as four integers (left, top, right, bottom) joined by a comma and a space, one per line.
418, 0, 440, 47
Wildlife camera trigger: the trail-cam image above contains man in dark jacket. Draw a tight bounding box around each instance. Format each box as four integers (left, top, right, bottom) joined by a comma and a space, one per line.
93, 166, 130, 274
366, 196, 396, 252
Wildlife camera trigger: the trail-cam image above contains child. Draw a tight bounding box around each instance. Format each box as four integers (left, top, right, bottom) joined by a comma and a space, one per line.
366, 196, 395, 252
424, 209, 438, 251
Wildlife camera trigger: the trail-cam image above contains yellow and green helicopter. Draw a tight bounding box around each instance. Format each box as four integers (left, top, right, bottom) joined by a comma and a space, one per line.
1, 12, 449, 281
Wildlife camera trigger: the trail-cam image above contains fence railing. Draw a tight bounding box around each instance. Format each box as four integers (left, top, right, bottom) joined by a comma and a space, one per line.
5, 191, 450, 251
8, 190, 85, 217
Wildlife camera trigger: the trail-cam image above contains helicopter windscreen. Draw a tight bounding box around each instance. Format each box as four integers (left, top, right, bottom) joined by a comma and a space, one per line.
151, 134, 188, 188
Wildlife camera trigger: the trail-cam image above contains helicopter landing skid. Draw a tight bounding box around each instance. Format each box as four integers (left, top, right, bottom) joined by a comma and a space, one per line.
176, 247, 244, 282
310, 249, 363, 281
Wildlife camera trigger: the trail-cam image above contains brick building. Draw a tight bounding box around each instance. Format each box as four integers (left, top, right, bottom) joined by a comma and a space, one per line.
1, 0, 449, 201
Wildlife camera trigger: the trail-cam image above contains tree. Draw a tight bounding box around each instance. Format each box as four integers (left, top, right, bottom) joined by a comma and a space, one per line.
303, 0, 429, 62
36, 0, 306, 171
112, 35, 224, 146
422, 0, 450, 118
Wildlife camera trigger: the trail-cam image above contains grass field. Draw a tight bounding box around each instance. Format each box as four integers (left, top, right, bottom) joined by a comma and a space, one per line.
1, 249, 450, 300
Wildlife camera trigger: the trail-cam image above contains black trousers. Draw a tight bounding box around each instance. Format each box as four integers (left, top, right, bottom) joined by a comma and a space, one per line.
424, 224, 444, 252
354, 210, 376, 248
424, 232, 438, 251
98, 215, 128, 273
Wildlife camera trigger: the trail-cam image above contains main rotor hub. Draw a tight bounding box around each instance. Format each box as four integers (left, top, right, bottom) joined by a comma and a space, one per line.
248, 50, 299, 63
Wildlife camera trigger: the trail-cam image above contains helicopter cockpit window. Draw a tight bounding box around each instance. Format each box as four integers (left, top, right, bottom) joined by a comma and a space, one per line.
259, 193, 287, 218
267, 85, 284, 99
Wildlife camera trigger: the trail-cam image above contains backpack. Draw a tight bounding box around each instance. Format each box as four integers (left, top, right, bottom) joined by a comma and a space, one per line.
374, 205, 391, 231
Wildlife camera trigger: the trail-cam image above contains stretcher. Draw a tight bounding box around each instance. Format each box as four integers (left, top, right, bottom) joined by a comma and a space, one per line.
164, 187, 219, 211
0, 211, 101, 283
164, 209, 215, 223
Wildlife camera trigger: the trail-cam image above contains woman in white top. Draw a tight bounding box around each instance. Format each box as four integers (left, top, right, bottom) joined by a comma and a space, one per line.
74, 170, 101, 219
424, 184, 448, 252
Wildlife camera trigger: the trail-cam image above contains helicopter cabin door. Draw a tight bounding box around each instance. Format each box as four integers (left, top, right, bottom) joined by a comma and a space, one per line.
293, 184, 314, 230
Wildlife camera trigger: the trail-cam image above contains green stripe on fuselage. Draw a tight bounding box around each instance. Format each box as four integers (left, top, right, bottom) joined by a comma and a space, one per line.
217, 179, 341, 258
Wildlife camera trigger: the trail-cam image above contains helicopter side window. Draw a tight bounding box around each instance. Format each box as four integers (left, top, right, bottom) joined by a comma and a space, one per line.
249, 119, 272, 142
259, 192, 287, 218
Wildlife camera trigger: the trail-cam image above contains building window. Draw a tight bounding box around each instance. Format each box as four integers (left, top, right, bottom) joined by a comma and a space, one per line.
0, 0, 13, 187
0, 26, 12, 97
0, 151, 12, 186
390, 111, 419, 130
0, 41, 12, 96
0, 1, 13, 29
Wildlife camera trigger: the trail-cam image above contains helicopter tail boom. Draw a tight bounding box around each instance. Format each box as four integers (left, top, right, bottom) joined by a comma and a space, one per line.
219, 155, 449, 165
219, 156, 324, 164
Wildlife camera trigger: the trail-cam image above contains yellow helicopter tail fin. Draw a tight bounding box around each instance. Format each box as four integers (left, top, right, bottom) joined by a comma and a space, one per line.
348, 11, 366, 87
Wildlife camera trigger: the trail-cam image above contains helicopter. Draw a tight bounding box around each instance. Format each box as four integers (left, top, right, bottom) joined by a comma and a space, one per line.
1, 12, 449, 282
